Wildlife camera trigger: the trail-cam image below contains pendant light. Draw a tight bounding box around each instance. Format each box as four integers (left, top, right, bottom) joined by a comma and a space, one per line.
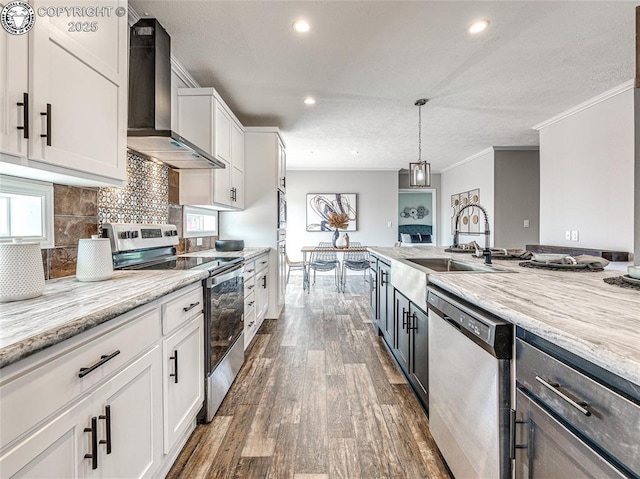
409, 98, 431, 187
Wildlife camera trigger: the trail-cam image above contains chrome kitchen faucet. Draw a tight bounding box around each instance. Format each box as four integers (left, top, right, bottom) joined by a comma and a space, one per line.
452, 203, 492, 264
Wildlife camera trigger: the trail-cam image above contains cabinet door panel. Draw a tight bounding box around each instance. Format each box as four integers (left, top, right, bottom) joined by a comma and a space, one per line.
410, 305, 429, 406
213, 158, 231, 206
0, 32, 29, 159
29, 0, 127, 182
96, 346, 162, 479
231, 166, 244, 209
214, 104, 231, 162
394, 291, 410, 373
0, 396, 92, 479
231, 122, 244, 171
163, 316, 204, 454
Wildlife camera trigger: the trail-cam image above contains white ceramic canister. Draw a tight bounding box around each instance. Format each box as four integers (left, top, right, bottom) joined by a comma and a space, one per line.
0, 240, 46, 303
76, 235, 113, 282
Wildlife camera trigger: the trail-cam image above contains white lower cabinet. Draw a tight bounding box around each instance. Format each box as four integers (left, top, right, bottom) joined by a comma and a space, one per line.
0, 347, 162, 479
0, 283, 205, 479
162, 315, 204, 454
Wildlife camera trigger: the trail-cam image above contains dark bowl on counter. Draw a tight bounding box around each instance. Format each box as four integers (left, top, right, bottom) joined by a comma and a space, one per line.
215, 240, 245, 252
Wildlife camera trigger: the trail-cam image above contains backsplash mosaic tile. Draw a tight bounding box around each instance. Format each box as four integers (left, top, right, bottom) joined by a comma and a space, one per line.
43, 152, 217, 279
98, 153, 169, 226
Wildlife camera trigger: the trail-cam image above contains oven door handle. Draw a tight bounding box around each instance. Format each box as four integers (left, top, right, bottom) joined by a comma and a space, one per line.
209, 265, 243, 286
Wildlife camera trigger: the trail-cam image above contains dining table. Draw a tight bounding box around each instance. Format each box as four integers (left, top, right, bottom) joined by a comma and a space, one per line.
300, 244, 369, 292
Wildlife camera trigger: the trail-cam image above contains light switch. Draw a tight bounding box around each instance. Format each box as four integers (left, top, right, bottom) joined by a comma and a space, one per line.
565, 231, 571, 240
523, 220, 529, 228
387, 221, 392, 228
197, 237, 203, 246
571, 230, 579, 241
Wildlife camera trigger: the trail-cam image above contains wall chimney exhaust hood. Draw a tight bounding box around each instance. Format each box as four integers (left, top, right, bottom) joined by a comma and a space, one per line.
127, 18, 225, 170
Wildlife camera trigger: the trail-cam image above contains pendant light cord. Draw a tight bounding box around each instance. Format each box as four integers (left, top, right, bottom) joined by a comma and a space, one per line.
418, 103, 422, 163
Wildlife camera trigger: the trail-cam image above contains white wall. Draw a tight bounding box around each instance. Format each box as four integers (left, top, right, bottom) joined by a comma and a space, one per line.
286, 170, 398, 260
539, 87, 635, 252
439, 149, 495, 246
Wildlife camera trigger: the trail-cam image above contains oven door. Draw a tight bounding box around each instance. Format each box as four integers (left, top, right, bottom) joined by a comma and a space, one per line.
205, 264, 244, 373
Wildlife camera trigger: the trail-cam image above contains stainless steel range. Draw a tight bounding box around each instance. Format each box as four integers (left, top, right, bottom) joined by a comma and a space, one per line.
102, 223, 245, 422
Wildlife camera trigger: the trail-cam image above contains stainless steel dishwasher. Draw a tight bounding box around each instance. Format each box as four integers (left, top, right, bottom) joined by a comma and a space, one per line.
427, 286, 513, 479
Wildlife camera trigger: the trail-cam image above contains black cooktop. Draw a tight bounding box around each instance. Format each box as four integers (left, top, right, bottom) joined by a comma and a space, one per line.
122, 255, 242, 274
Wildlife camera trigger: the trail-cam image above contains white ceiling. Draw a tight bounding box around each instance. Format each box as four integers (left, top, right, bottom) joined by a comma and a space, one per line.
130, 1, 636, 172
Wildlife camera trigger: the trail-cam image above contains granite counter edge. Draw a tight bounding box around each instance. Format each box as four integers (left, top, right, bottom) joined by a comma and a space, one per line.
0, 273, 208, 369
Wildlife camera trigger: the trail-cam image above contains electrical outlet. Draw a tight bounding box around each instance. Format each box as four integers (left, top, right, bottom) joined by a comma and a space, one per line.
523, 219, 529, 228
197, 237, 203, 246
571, 230, 579, 242
565, 231, 571, 240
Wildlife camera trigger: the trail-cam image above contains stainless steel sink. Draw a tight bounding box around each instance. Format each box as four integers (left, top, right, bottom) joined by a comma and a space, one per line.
406, 257, 508, 273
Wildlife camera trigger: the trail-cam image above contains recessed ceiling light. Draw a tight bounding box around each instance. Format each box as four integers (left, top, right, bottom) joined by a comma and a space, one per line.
304, 97, 316, 105
293, 20, 310, 33
469, 20, 489, 34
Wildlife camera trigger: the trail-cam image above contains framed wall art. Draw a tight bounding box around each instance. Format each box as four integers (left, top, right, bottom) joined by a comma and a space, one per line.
306, 193, 357, 231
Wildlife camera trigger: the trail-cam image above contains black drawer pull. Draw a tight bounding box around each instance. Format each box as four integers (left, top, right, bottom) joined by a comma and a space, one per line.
99, 405, 112, 454
261, 276, 267, 288
247, 285, 255, 290
84, 416, 98, 470
247, 268, 255, 273
40, 103, 51, 146
79, 350, 121, 378
248, 300, 255, 307
535, 376, 591, 416
170, 350, 179, 383
182, 301, 200, 312
17, 92, 29, 138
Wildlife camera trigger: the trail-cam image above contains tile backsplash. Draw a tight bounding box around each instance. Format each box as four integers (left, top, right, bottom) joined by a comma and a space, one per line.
43, 153, 217, 279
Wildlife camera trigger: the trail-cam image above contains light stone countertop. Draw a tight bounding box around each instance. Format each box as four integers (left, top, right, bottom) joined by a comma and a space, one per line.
0, 270, 208, 369
180, 247, 270, 261
369, 246, 640, 387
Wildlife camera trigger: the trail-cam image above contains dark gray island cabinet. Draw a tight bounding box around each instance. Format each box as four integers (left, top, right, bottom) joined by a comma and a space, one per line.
369, 250, 640, 479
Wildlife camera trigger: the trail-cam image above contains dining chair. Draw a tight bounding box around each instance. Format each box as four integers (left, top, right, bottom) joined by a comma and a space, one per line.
285, 253, 307, 283
308, 242, 341, 290
341, 242, 370, 292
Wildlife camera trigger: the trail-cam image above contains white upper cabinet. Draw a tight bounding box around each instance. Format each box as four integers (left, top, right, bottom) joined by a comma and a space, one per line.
0, 0, 128, 186
277, 138, 286, 192
0, 32, 29, 160
177, 87, 244, 209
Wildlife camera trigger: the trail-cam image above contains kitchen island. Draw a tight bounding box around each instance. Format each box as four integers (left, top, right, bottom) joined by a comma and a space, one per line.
369, 246, 640, 388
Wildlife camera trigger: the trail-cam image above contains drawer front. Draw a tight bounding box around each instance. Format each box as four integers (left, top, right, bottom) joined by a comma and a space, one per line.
255, 255, 269, 273
0, 306, 160, 448
161, 283, 204, 335
245, 275, 256, 294
245, 290, 256, 311
516, 339, 640, 474
244, 260, 256, 278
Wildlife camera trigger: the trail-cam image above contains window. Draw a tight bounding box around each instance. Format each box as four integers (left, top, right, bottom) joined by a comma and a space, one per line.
183, 206, 218, 238
0, 176, 54, 248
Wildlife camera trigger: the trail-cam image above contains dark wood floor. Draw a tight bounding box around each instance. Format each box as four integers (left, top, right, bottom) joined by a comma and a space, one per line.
167, 273, 452, 479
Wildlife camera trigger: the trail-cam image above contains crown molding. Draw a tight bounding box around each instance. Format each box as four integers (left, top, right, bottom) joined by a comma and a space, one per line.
171, 59, 200, 88
439, 147, 494, 174
532, 80, 634, 131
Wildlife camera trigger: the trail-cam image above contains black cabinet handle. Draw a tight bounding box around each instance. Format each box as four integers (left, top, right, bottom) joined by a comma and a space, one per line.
535, 376, 591, 416
248, 300, 255, 307
247, 284, 255, 290
407, 313, 417, 331
84, 416, 98, 470
402, 308, 407, 329
380, 271, 387, 286
17, 92, 29, 138
40, 103, 51, 146
247, 268, 255, 273
170, 350, 179, 384
79, 350, 121, 378
261, 276, 267, 288
182, 301, 200, 312
99, 405, 112, 454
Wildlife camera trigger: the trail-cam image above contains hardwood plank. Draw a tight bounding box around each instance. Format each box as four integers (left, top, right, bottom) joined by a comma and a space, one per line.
370, 334, 407, 385
324, 340, 345, 376
164, 425, 206, 479
328, 437, 361, 479
381, 404, 431, 478
268, 423, 298, 479
232, 456, 272, 479
169, 416, 232, 479
326, 374, 354, 438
